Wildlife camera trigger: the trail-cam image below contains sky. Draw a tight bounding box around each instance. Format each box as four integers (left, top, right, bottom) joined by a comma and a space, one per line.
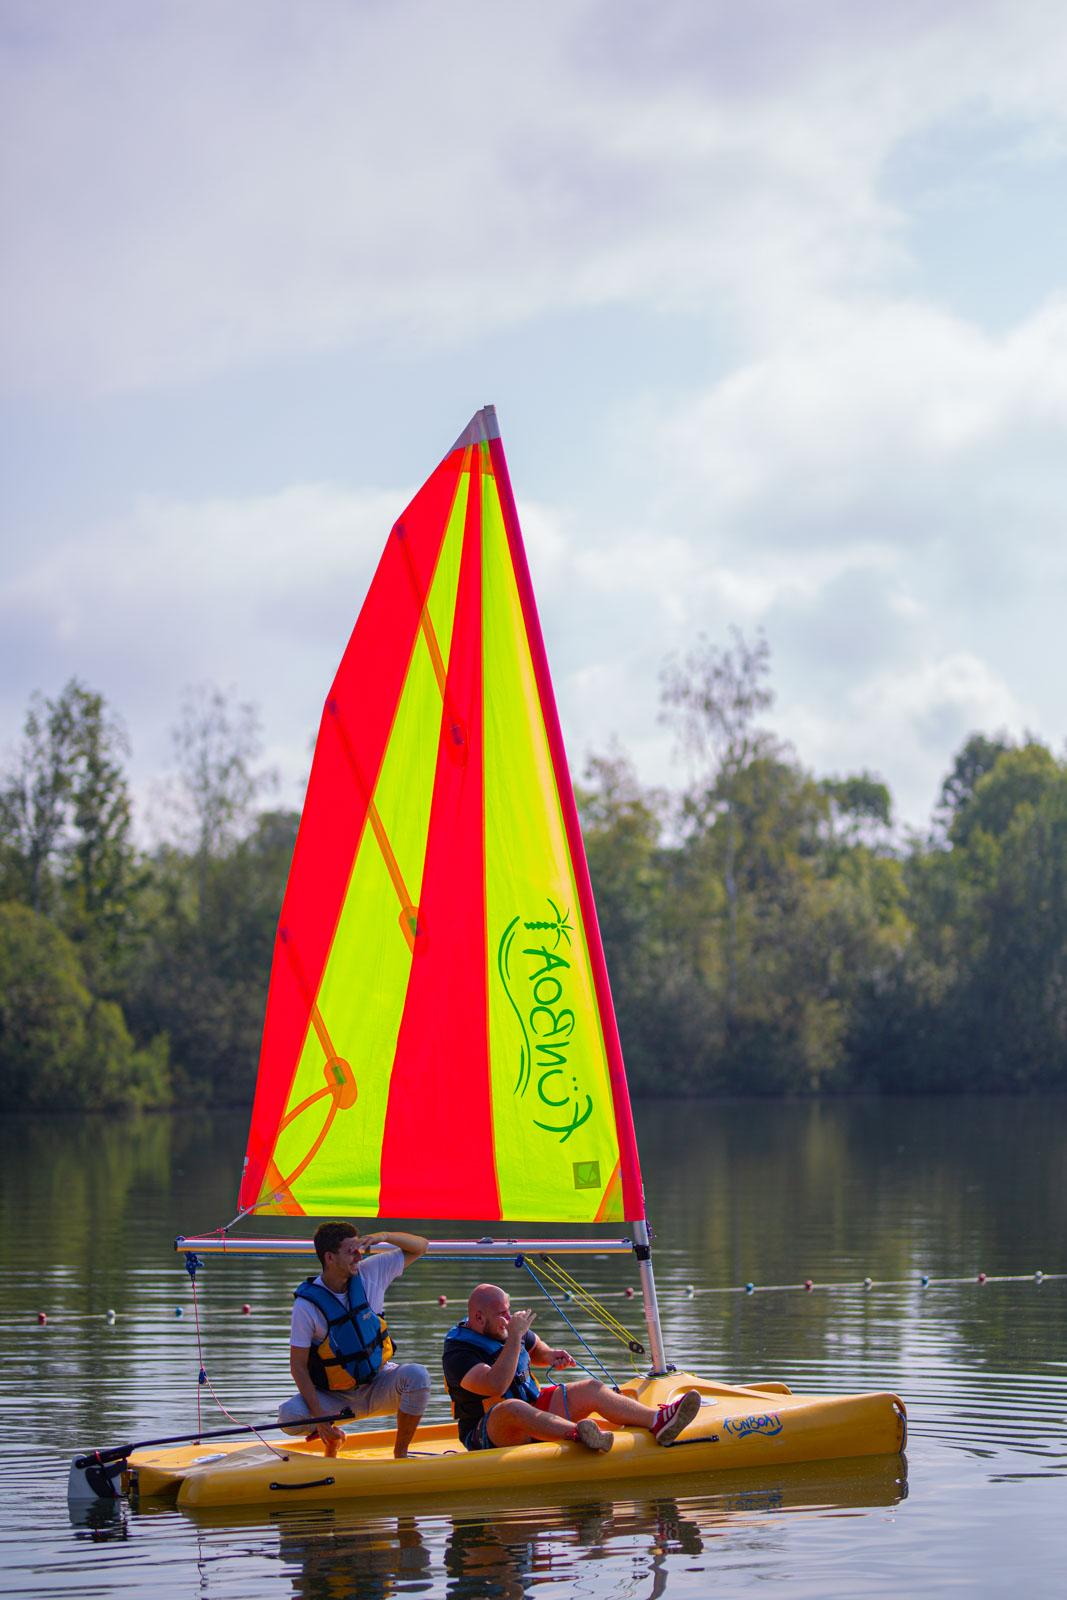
2, 0, 1066, 834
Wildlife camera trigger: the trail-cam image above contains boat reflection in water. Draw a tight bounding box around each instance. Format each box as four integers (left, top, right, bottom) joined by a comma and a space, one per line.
197, 1455, 907, 1600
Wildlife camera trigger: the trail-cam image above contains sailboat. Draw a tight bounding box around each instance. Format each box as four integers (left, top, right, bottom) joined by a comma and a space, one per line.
119, 407, 904, 1508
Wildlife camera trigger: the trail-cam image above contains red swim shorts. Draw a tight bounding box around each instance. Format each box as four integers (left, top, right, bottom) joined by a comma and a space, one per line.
534, 1385, 559, 1411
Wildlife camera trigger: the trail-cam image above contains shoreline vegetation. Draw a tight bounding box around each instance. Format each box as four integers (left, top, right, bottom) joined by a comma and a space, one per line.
2, 636, 1065, 1113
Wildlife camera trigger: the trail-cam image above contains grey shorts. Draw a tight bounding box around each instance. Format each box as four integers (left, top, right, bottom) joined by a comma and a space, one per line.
278, 1360, 431, 1433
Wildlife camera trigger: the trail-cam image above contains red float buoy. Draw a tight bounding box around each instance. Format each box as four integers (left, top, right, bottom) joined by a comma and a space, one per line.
438, 1294, 447, 1306
804, 1279, 813, 1291
241, 1303, 251, 1314
624, 1286, 635, 1298
37, 1311, 47, 1325
977, 1272, 987, 1284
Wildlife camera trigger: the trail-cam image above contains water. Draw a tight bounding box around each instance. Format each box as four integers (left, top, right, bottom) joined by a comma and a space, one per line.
0, 1098, 1063, 1598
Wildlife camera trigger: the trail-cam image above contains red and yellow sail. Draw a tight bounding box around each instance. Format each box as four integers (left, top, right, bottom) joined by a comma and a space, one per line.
238, 408, 644, 1224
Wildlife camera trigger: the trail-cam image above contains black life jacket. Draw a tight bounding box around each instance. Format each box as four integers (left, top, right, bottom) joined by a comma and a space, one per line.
442, 1320, 541, 1410
294, 1274, 395, 1391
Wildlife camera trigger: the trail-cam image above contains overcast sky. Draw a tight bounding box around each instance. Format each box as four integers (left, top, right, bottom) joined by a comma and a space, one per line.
3, 0, 1065, 833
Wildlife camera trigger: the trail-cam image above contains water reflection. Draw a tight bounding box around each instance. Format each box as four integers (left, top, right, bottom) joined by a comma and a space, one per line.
277, 1514, 431, 1600
257, 1459, 907, 1600
68, 1499, 131, 1544
1, 1101, 1063, 1600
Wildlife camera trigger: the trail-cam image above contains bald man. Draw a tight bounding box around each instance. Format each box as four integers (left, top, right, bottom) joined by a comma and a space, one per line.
441, 1283, 701, 1453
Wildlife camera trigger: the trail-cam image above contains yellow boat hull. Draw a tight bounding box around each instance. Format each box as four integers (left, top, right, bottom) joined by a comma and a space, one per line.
127, 1372, 906, 1510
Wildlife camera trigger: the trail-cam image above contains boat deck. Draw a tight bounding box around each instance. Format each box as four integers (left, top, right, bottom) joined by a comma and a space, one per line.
127, 1373, 906, 1509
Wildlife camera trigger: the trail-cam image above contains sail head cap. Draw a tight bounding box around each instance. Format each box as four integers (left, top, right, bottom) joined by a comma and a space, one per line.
451, 407, 500, 451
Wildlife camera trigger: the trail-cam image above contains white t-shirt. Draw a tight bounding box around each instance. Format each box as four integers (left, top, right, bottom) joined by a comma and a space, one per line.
290, 1247, 405, 1350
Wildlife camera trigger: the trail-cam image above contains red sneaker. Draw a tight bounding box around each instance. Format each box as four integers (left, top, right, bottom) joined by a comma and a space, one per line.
651, 1389, 701, 1446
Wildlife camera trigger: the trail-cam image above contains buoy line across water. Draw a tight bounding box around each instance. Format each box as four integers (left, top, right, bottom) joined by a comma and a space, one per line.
26, 1270, 1061, 1325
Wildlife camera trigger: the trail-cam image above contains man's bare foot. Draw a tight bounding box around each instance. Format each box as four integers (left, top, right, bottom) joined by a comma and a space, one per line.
575, 1419, 614, 1453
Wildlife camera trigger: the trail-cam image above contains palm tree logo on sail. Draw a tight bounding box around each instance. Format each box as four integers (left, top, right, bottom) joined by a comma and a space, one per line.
497, 899, 594, 1144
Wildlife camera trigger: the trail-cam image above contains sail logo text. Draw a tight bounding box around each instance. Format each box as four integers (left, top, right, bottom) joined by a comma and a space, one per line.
497, 901, 594, 1145
723, 1412, 783, 1440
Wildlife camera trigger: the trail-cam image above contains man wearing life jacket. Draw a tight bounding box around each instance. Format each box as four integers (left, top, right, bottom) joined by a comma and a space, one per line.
442, 1283, 701, 1453
279, 1220, 431, 1458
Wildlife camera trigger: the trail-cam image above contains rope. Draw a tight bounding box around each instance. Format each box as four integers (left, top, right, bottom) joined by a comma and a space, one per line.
681, 1271, 1062, 1296
515, 1256, 622, 1388
530, 1254, 646, 1355
185, 1254, 289, 1461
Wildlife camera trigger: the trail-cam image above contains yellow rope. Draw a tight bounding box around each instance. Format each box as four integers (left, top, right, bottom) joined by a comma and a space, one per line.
535, 1255, 645, 1364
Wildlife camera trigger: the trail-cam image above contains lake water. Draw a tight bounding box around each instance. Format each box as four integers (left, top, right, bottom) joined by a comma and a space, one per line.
0, 1097, 1063, 1598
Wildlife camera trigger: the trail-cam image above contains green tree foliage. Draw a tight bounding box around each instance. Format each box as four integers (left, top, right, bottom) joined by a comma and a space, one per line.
948, 742, 1059, 848
821, 773, 893, 852
165, 684, 276, 922
0, 902, 168, 1111
852, 741, 1067, 1092
578, 751, 715, 1092
3, 671, 1063, 1108
123, 809, 299, 1103
936, 730, 1013, 832
661, 628, 779, 1026
0, 680, 136, 982
654, 632, 898, 1092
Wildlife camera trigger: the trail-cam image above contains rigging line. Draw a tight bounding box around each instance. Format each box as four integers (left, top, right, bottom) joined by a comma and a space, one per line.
538, 1257, 642, 1344
187, 1259, 288, 1461
529, 1268, 643, 1374
533, 1255, 644, 1351
517, 1258, 623, 1389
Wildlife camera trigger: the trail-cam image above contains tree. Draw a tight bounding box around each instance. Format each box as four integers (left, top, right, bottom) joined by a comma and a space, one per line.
936, 732, 1012, 836
660, 628, 780, 1029
63, 685, 135, 925
968, 771, 1067, 1087
0, 682, 135, 967
166, 684, 276, 921
578, 751, 713, 1091
0, 691, 73, 912
0, 902, 168, 1111
949, 742, 1059, 849
821, 773, 893, 851
124, 808, 299, 1102
871, 740, 1067, 1092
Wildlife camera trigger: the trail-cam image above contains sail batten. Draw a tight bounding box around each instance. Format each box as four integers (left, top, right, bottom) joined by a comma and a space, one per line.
238, 410, 645, 1223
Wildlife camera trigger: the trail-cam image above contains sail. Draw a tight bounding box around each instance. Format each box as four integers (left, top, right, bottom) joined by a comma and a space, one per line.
238, 408, 644, 1224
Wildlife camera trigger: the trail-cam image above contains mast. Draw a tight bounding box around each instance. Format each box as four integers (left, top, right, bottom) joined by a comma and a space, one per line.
632, 1220, 670, 1375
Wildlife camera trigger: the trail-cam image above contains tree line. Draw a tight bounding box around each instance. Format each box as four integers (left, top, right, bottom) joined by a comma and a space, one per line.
1, 642, 1065, 1113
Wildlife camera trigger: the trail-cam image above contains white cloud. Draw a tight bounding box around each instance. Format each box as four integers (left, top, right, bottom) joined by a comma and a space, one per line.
656, 296, 1067, 535
2, 1, 1066, 831
4, 0, 1067, 393
0, 483, 402, 802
